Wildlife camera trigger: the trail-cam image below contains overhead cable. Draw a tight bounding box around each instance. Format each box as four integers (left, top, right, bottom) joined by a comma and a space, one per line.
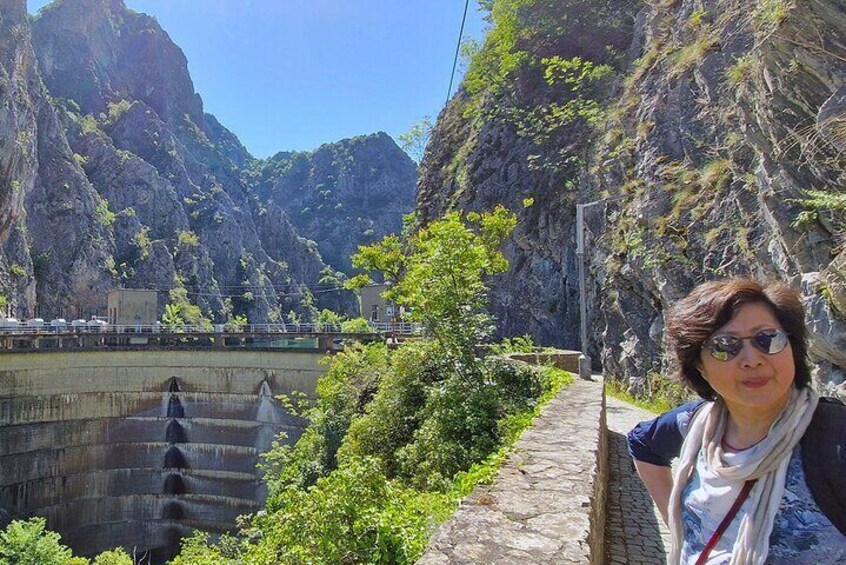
446, 0, 471, 105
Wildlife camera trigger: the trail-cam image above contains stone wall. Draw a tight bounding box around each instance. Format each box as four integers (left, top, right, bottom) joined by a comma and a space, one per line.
505, 350, 582, 374
418, 376, 608, 564
0, 349, 326, 561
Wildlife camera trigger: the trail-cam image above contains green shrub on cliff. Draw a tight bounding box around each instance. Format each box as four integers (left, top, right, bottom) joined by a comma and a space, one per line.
161, 287, 212, 330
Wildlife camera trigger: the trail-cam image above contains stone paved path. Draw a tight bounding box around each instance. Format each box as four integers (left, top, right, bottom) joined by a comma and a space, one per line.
604, 395, 671, 564
418, 378, 606, 564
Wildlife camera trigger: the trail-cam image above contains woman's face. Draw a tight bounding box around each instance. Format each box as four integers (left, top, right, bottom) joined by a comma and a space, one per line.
698, 301, 795, 414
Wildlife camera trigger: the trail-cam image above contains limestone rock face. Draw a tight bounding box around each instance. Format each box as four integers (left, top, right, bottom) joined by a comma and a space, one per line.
590, 0, 846, 391
0, 0, 388, 321
32, 0, 203, 124
417, 0, 846, 392
249, 132, 418, 272
0, 0, 111, 318
417, 0, 639, 348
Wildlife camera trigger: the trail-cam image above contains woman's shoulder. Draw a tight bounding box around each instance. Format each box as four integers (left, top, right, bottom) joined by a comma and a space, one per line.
627, 399, 707, 466
800, 396, 846, 536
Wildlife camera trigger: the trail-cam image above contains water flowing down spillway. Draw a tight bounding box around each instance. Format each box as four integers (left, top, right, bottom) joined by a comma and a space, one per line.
0, 350, 324, 561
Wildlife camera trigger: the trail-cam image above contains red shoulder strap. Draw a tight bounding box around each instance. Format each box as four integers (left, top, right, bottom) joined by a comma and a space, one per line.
694, 479, 757, 565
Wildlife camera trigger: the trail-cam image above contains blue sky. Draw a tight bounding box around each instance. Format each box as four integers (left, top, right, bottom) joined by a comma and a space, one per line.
28, 0, 489, 158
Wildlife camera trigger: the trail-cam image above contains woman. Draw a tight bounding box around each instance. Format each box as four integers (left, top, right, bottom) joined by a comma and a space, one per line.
628, 278, 846, 564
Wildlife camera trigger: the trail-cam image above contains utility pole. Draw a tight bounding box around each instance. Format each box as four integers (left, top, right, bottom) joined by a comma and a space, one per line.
575, 203, 591, 378
575, 195, 626, 379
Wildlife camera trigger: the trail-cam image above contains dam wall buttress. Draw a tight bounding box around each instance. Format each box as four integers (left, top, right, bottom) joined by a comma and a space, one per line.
0, 349, 326, 560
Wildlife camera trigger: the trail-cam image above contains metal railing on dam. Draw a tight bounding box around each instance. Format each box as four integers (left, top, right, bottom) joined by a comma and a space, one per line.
0, 348, 329, 562
0, 322, 421, 352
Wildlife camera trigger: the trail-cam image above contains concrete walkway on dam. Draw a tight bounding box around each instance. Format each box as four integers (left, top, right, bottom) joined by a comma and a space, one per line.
604, 395, 671, 564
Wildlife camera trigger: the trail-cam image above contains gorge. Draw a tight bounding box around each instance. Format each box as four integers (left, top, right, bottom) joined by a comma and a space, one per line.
1, 0, 845, 561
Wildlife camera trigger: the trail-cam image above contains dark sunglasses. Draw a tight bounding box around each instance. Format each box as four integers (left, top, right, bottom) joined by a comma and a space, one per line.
706, 329, 790, 361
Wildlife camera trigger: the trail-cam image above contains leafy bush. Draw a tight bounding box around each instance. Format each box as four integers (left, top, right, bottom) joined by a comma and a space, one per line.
0, 518, 86, 565
489, 334, 536, 355
314, 308, 345, 331
91, 549, 133, 565
167, 532, 240, 565
105, 100, 132, 124
177, 230, 200, 248
244, 456, 448, 565
95, 199, 115, 228
394, 357, 547, 490
224, 314, 248, 332
261, 343, 390, 496
161, 287, 212, 330
339, 341, 442, 477
132, 227, 151, 261
79, 115, 100, 135
9, 264, 26, 278
340, 317, 375, 334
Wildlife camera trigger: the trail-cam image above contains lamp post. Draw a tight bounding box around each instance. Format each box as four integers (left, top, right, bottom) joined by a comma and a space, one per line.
575, 203, 591, 379
575, 195, 626, 379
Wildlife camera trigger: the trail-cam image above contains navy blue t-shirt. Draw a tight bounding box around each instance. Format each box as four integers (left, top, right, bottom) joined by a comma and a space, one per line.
627, 400, 704, 466
626, 401, 846, 563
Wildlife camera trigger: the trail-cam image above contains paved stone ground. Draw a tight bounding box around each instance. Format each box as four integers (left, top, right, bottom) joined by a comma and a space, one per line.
604, 395, 672, 564
418, 378, 606, 564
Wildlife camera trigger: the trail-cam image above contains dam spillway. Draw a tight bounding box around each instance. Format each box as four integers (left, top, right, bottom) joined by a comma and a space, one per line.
0, 349, 326, 561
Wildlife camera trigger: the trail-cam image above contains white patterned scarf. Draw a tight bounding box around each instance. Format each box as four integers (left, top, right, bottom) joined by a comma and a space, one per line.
667, 386, 819, 564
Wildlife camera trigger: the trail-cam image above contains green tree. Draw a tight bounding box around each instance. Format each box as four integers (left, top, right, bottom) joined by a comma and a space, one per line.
0, 518, 86, 565
224, 314, 248, 332
314, 308, 345, 331
398, 116, 433, 164
161, 303, 185, 328
344, 233, 405, 291
318, 265, 347, 287
91, 548, 132, 565
167, 532, 240, 565
340, 317, 375, 334
161, 287, 211, 330
349, 205, 517, 359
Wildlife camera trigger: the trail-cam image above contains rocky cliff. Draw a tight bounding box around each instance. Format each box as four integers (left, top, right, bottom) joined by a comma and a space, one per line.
247, 133, 417, 273
593, 0, 846, 392
0, 0, 111, 319
29, 0, 348, 321
417, 0, 846, 392
0, 0, 416, 322
418, 0, 640, 347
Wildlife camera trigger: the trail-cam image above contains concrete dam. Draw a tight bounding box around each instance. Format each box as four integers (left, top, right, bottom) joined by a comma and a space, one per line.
0, 349, 326, 561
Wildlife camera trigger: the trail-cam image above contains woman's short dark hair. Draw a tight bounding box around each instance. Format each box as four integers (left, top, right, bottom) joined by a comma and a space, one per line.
664, 277, 811, 399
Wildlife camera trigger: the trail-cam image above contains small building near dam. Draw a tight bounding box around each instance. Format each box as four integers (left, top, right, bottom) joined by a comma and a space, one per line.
358, 283, 401, 323
107, 289, 159, 326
